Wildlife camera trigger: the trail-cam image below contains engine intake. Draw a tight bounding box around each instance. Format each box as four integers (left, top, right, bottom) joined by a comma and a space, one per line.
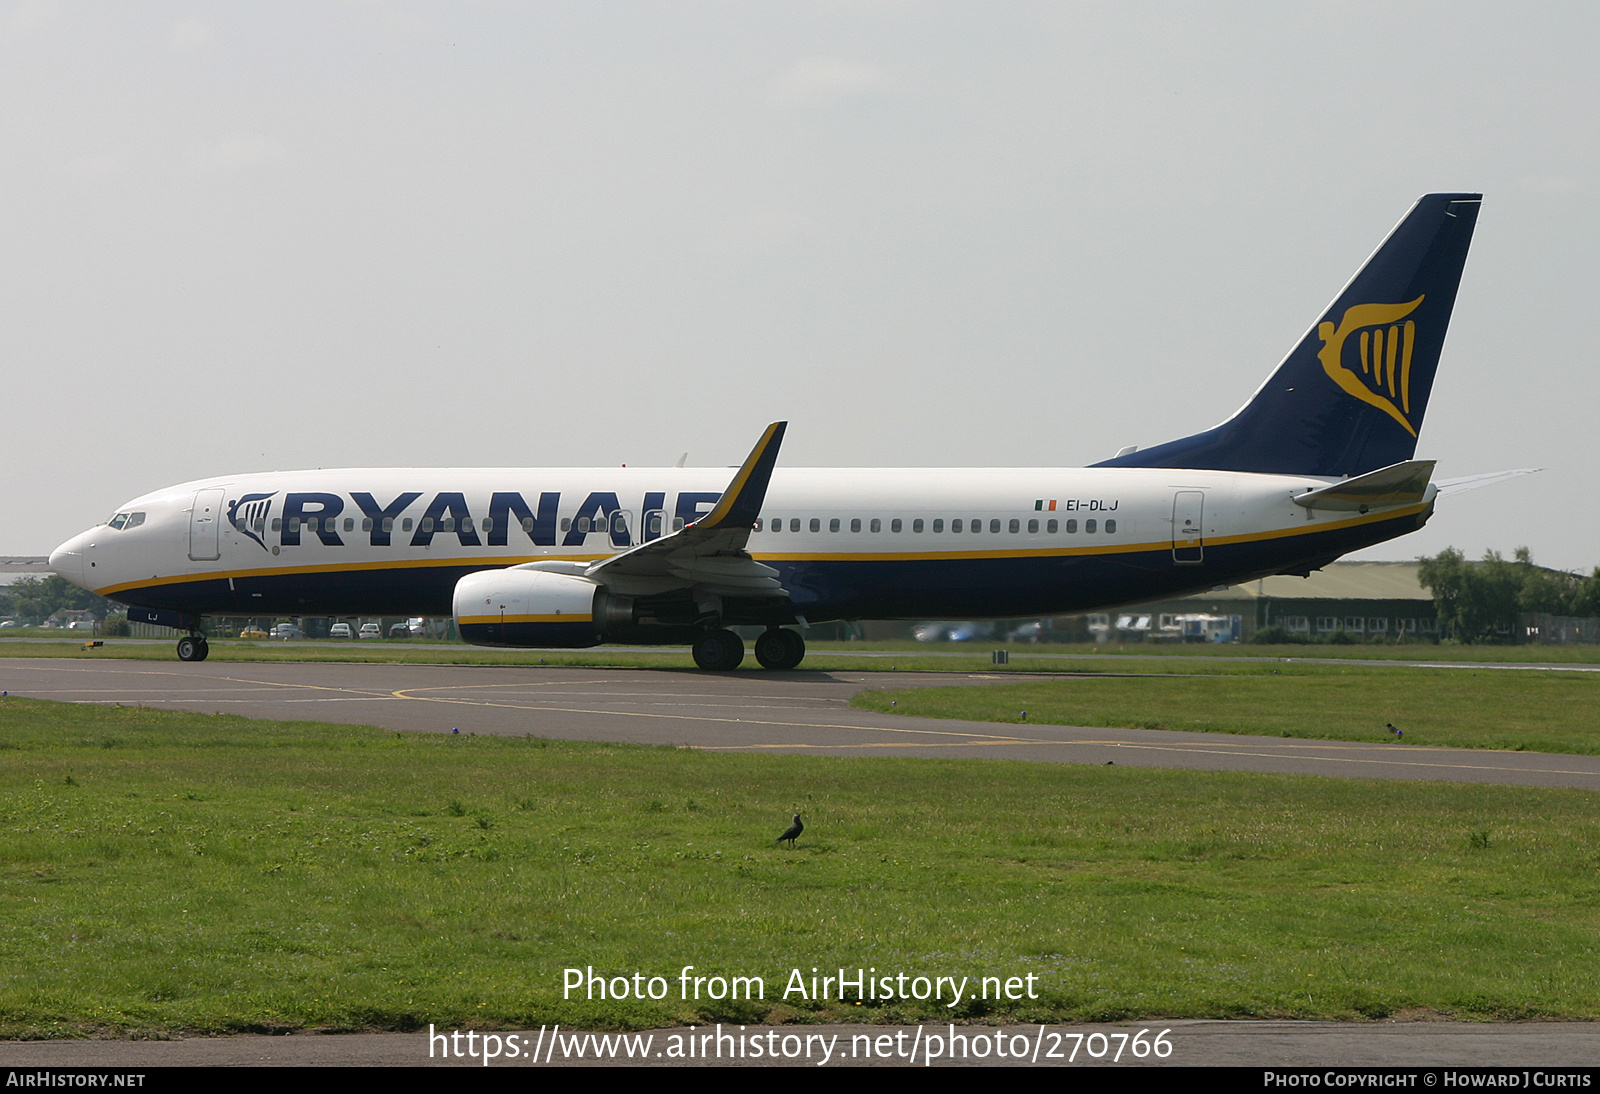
453, 568, 609, 648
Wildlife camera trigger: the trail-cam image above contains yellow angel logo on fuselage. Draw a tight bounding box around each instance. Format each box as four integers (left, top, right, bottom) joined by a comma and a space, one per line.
1316, 295, 1425, 437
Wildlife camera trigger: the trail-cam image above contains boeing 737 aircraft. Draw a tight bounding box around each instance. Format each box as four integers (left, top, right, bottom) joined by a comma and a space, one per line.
51, 193, 1483, 670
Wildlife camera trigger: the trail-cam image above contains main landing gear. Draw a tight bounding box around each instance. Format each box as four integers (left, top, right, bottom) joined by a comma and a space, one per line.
176, 634, 210, 662
754, 627, 805, 671
691, 627, 806, 671
691, 629, 744, 671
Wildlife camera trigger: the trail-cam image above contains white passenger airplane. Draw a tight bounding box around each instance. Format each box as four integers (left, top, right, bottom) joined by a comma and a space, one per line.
51, 193, 1483, 670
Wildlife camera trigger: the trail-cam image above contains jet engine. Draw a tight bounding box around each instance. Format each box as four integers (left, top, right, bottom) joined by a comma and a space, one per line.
453, 567, 638, 648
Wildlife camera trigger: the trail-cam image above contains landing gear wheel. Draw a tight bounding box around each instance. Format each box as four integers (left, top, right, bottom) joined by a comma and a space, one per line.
176, 635, 209, 662
754, 628, 805, 670
692, 629, 745, 671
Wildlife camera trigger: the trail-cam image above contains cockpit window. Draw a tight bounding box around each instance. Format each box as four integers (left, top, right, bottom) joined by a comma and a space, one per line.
107, 512, 145, 530
126, 512, 145, 528
108, 513, 128, 529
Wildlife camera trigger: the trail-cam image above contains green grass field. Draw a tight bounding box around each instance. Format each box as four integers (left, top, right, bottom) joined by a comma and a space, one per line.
2, 696, 1597, 1037
6, 635, 1600, 673
852, 663, 1600, 755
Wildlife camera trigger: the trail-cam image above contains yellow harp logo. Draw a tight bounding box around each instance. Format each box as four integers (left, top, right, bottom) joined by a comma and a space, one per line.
1316, 295, 1425, 436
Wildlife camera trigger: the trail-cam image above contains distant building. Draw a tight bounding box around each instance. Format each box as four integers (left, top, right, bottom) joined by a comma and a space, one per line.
1155, 561, 1439, 642
870, 561, 1441, 644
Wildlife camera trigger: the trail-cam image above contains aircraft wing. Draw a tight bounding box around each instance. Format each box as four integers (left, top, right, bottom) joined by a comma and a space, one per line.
518, 422, 789, 599
1434, 468, 1541, 496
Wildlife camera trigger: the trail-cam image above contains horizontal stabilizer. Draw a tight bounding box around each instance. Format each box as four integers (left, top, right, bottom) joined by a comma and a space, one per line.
1435, 468, 1541, 496
1293, 460, 1435, 511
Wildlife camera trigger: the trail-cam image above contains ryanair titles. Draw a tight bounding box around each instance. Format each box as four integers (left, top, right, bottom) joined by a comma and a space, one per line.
226, 489, 723, 552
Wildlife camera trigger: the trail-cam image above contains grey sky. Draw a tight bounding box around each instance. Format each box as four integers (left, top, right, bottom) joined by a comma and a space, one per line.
5, 2, 1595, 571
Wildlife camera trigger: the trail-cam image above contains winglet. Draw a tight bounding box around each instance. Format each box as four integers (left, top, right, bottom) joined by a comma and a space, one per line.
692, 422, 787, 530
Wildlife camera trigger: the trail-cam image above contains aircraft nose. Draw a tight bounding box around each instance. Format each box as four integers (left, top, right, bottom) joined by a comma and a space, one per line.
49, 532, 88, 590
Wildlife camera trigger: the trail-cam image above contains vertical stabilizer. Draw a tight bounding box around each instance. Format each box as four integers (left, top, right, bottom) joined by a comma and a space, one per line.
1097, 193, 1480, 476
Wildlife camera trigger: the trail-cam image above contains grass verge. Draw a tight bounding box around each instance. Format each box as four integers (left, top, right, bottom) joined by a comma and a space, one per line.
6, 637, 1600, 673
851, 664, 1600, 754
2, 696, 1597, 1037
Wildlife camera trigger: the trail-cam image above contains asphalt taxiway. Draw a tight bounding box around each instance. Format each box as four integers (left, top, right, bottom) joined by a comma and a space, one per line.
4, 658, 1598, 790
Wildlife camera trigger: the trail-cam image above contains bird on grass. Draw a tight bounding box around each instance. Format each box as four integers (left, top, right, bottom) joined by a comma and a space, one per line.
777, 813, 803, 847
1387, 722, 1403, 739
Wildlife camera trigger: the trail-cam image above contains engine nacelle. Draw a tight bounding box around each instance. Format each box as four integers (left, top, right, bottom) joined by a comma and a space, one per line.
453, 568, 610, 648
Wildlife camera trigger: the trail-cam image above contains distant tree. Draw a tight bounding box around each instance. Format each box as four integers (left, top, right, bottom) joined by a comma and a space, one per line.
1571, 569, 1600, 618
7, 575, 113, 625
1513, 547, 1581, 614
1418, 547, 1469, 638
1419, 547, 1589, 643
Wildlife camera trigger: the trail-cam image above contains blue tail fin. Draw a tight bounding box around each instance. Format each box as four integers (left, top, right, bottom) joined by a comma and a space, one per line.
1096, 193, 1481, 476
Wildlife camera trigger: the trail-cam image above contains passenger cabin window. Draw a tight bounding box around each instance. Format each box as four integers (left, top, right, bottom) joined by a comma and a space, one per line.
1085, 519, 1097, 533
481, 517, 494, 533
521, 517, 534, 533
382, 517, 394, 532
1008, 519, 1020, 533
972, 519, 982, 534
1065, 519, 1077, 533
560, 517, 572, 532
910, 518, 921, 533
991, 519, 1002, 533
1027, 519, 1038, 533
932, 519, 944, 533
1047, 519, 1058, 533
272, 518, 282, 531
952, 519, 963, 533
362, 518, 374, 532
576, 517, 590, 533
829, 518, 840, 532
890, 518, 901, 533
1105, 519, 1116, 534
870, 518, 881, 533
344, 517, 355, 532
441, 517, 456, 532
402, 518, 413, 532
420, 518, 434, 533
850, 518, 861, 533
809, 518, 820, 533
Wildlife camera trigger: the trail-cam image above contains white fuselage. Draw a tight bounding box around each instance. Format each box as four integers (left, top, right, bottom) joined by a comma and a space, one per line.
49, 465, 1433, 625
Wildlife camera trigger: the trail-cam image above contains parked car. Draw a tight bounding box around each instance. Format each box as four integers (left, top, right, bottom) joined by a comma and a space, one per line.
239, 626, 268, 639
271, 623, 304, 641
388, 621, 413, 638
358, 623, 382, 640
330, 622, 353, 639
